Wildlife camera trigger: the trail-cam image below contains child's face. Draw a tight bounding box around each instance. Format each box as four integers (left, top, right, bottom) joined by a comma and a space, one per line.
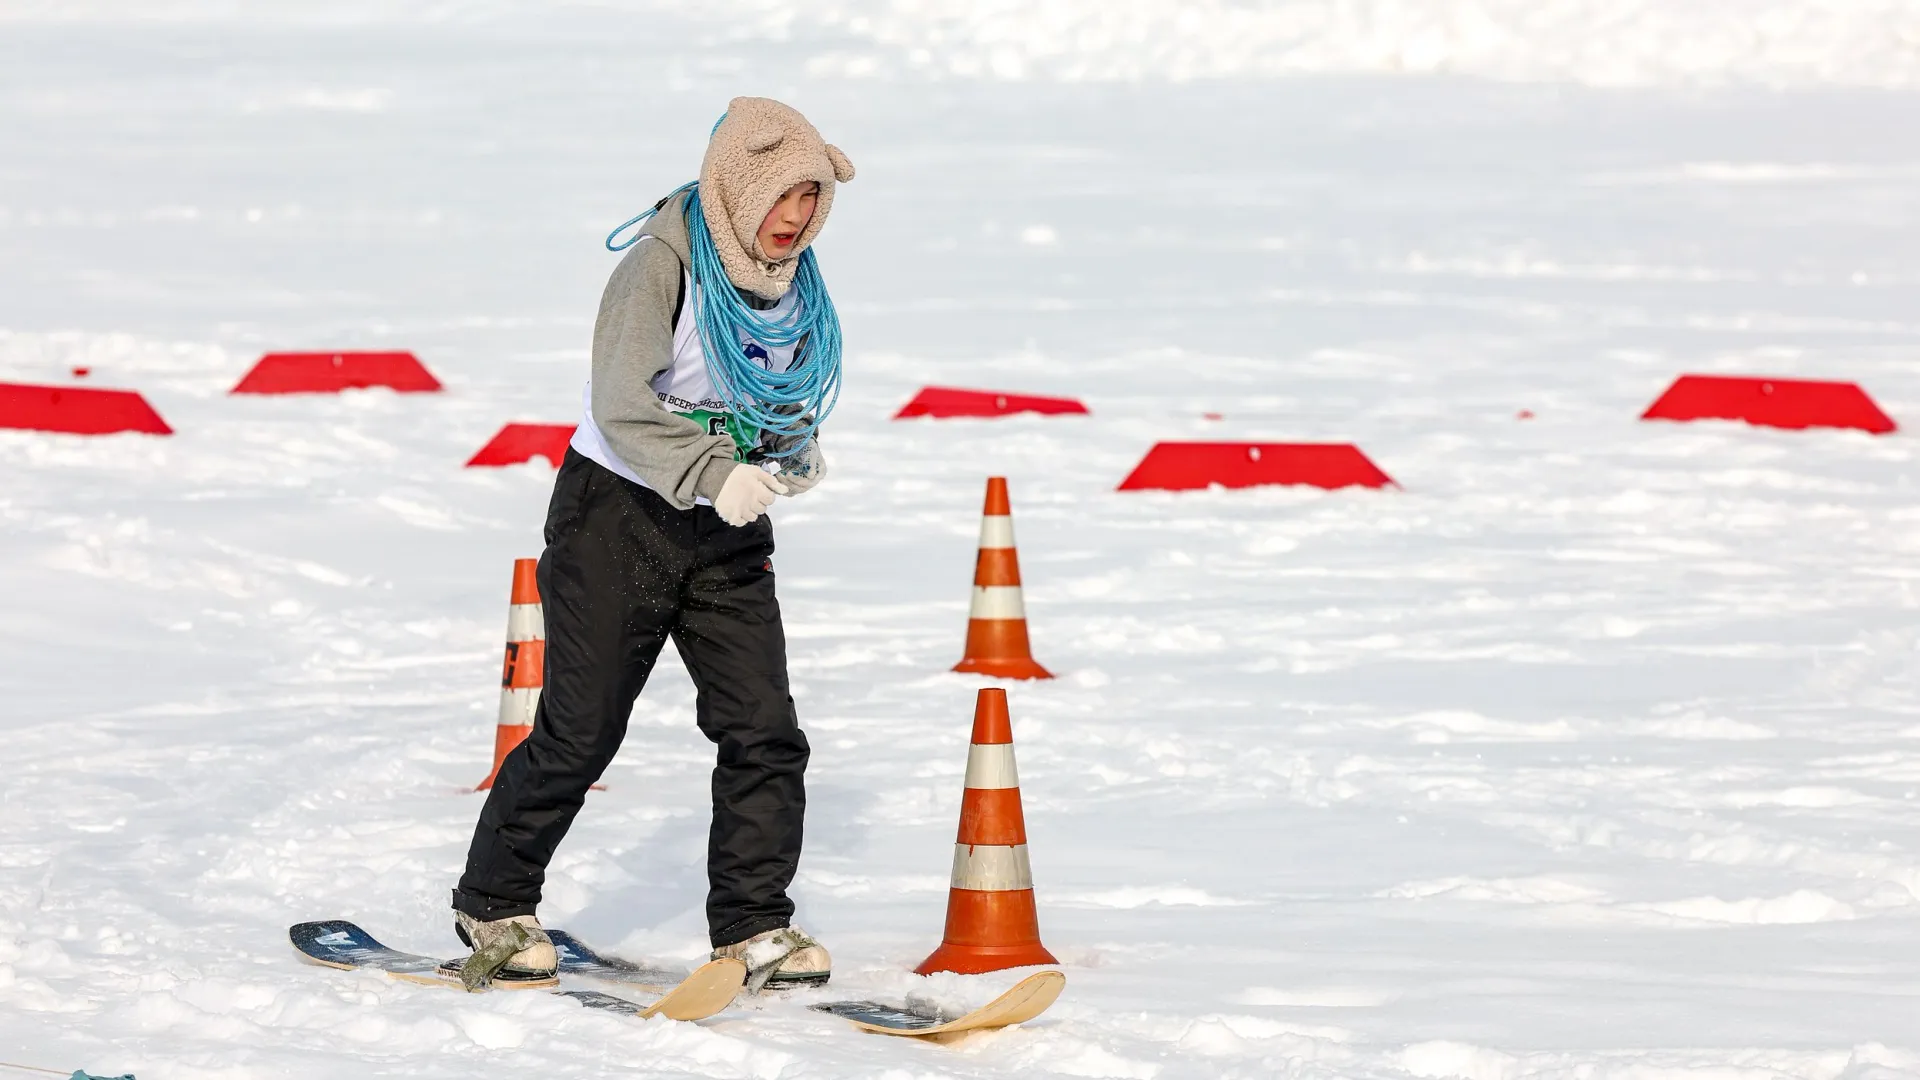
757, 181, 820, 259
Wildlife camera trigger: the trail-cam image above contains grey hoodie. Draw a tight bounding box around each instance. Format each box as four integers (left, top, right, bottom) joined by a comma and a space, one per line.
588, 190, 748, 510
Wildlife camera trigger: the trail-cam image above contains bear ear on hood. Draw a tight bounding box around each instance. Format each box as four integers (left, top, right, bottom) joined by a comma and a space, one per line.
825, 144, 855, 183
746, 118, 786, 154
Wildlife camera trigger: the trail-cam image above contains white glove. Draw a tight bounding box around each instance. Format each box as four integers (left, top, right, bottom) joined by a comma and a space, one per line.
776, 441, 827, 496
713, 463, 788, 526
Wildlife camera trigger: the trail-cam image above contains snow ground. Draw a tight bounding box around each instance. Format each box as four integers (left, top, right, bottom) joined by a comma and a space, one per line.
3, 3, 1920, 1078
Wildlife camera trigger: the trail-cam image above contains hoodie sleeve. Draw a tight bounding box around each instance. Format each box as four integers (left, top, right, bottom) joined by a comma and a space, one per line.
590, 238, 740, 509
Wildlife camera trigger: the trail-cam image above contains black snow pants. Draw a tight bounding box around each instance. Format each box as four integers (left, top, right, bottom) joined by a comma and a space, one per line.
453, 449, 809, 948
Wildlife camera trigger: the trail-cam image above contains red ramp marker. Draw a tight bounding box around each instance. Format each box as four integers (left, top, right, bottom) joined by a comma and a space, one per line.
1118, 442, 1394, 492
0, 381, 172, 436
467, 423, 576, 468
894, 386, 1089, 420
1642, 375, 1895, 434
232, 351, 442, 395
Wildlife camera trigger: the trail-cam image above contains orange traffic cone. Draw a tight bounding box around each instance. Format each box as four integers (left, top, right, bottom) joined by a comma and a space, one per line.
477, 559, 543, 791
915, 688, 1058, 975
953, 477, 1052, 680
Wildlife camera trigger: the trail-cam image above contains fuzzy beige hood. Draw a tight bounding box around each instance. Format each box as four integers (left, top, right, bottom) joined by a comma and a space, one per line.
699, 96, 855, 301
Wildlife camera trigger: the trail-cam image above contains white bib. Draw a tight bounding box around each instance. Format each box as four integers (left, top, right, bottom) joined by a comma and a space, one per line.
572, 241, 801, 503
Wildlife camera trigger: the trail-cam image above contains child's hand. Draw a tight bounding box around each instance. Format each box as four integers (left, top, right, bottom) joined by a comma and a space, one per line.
778, 441, 827, 496
714, 464, 788, 525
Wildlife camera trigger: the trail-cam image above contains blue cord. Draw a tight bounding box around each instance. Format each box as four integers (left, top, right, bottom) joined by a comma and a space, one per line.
684, 186, 840, 456
605, 181, 694, 252
603, 181, 841, 457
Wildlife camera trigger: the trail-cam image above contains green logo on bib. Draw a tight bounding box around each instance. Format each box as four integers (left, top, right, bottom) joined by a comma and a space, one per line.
680, 409, 759, 460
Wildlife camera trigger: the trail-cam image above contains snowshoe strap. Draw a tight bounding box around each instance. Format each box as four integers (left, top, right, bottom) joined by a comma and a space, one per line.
460, 922, 532, 992
743, 928, 816, 993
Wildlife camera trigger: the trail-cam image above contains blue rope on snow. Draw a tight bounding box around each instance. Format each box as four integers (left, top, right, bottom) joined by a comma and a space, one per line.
602, 180, 842, 457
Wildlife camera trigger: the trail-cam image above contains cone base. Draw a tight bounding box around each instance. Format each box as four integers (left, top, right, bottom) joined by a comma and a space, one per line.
916, 887, 1055, 975
915, 939, 1060, 976
954, 657, 1054, 680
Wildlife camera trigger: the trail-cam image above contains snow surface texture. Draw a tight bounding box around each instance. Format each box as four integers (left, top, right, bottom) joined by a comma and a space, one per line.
3, 3, 1920, 1079
755, 0, 1920, 87
10, 0, 1920, 86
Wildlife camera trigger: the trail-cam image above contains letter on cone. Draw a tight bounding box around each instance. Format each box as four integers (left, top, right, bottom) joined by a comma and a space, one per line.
915, 688, 1058, 975
953, 477, 1053, 680
477, 559, 543, 791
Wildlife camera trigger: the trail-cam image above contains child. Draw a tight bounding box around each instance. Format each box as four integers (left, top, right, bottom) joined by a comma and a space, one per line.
450, 97, 854, 988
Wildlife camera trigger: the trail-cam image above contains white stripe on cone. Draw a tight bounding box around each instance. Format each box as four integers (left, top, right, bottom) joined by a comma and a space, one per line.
506, 603, 545, 642
963, 743, 1020, 790
977, 515, 1016, 550
498, 686, 540, 727
967, 586, 1027, 620
950, 844, 1034, 891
